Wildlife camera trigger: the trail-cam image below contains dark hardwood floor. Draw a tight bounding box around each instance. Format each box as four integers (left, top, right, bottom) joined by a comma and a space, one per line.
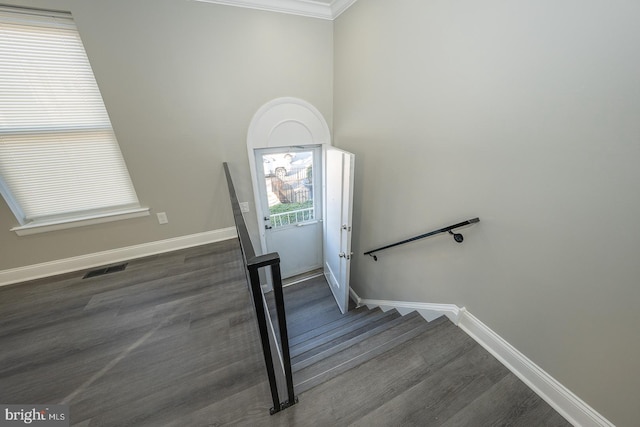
0, 240, 571, 426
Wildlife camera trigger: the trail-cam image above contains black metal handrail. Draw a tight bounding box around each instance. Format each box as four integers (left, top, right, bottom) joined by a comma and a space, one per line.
223, 162, 297, 414
364, 217, 480, 261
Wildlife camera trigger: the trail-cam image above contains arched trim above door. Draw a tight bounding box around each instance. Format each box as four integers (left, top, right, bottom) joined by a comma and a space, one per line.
247, 97, 331, 151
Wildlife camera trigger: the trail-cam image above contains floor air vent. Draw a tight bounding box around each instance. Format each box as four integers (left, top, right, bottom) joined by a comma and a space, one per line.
83, 263, 128, 279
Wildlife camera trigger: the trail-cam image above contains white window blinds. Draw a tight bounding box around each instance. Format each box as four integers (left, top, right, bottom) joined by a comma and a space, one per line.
0, 7, 142, 227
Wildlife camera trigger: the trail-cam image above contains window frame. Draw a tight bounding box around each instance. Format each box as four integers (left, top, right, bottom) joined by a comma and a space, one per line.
0, 6, 148, 235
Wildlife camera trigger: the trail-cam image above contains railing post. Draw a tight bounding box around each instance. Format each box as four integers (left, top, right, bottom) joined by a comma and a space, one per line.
270, 262, 298, 408
224, 162, 298, 415
247, 265, 281, 414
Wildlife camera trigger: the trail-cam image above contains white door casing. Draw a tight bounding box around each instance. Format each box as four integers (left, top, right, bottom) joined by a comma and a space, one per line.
248, 98, 355, 311
247, 97, 331, 267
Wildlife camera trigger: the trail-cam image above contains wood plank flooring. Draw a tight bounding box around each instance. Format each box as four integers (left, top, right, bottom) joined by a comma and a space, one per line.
0, 240, 571, 426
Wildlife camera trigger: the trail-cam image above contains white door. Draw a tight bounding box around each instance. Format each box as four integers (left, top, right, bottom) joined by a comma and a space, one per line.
323, 146, 355, 314
255, 146, 323, 279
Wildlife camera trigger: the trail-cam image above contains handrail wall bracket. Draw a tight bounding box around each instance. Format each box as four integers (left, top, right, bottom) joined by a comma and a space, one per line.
365, 217, 480, 261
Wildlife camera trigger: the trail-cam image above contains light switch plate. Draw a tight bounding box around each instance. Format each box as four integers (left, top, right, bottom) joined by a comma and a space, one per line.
157, 212, 168, 224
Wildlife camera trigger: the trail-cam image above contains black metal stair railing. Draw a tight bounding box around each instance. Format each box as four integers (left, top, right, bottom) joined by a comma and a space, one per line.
364, 218, 480, 261
223, 162, 297, 414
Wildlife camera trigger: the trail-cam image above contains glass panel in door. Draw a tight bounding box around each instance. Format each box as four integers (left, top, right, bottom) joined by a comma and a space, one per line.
262, 150, 316, 228
257, 147, 323, 279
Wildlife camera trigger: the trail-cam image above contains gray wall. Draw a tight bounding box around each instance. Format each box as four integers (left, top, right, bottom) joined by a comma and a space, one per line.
0, 0, 333, 270
334, 1, 639, 426
2, 0, 637, 424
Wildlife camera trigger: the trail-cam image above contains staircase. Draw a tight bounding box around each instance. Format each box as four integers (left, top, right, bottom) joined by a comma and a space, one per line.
288, 303, 445, 394
263, 276, 571, 425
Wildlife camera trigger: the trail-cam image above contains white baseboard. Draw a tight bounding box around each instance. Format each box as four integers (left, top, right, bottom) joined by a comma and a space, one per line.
0, 227, 237, 287
349, 286, 362, 306
348, 288, 614, 427
349, 288, 463, 324
458, 311, 614, 427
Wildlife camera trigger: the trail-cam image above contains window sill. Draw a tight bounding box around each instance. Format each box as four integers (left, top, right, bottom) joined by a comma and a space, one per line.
11, 207, 150, 236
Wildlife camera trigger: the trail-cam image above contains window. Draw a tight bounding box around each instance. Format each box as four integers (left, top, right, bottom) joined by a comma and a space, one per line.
0, 7, 147, 235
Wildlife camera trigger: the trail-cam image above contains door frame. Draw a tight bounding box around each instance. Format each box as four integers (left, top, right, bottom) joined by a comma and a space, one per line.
254, 145, 323, 279
247, 97, 332, 259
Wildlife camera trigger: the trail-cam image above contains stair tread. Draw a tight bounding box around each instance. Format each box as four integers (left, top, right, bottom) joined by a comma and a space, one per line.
288, 305, 373, 346
291, 309, 403, 366
290, 307, 399, 357
293, 313, 435, 394
284, 299, 348, 338
293, 311, 421, 372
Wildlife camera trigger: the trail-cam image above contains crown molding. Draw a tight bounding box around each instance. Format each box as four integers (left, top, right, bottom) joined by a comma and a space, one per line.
330, 0, 357, 18
193, 0, 358, 20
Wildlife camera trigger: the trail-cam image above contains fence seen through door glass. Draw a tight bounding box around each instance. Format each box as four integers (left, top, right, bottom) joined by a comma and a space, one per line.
262, 151, 314, 228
